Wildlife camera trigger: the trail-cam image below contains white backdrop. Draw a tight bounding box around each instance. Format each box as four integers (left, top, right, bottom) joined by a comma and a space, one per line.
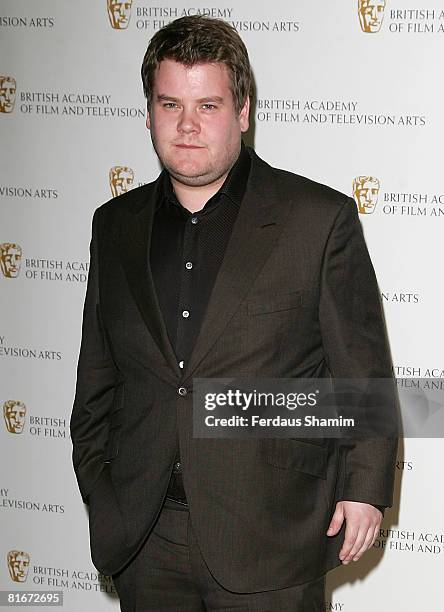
1, 0, 443, 609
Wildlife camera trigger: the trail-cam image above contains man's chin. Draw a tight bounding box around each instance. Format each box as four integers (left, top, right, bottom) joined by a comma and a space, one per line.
166, 164, 221, 187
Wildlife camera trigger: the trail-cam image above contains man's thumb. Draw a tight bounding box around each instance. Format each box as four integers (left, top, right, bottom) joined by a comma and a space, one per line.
327, 502, 345, 536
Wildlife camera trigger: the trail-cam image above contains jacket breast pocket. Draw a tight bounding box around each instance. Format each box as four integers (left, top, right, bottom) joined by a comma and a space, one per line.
103, 380, 124, 463
247, 290, 303, 316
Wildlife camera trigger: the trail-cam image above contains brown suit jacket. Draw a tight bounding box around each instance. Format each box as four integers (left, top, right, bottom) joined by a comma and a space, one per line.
70, 147, 397, 592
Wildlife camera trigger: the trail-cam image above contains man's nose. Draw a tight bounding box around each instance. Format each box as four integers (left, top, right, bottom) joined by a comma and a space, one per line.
177, 108, 200, 134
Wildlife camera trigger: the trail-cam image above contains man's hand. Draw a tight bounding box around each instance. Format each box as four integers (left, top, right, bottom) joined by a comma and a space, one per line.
326, 501, 382, 564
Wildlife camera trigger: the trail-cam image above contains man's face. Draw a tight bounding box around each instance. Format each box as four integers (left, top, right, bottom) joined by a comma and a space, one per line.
1, 246, 22, 277
354, 177, 380, 213
146, 59, 249, 188
358, 0, 386, 33
107, 0, 132, 29
0, 77, 16, 113
110, 167, 134, 196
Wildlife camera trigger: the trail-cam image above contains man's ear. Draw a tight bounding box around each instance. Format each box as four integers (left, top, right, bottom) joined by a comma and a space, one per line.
239, 96, 250, 133
146, 108, 151, 130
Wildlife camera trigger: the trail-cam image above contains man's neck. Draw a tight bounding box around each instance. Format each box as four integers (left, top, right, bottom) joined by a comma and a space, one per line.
170, 174, 228, 213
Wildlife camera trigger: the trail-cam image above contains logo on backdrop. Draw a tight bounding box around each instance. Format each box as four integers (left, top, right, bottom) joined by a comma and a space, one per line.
109, 166, 135, 196
2, 398, 67, 438
107, 0, 133, 29
120, 6, 299, 33
0, 335, 63, 362
358, 0, 387, 33
352, 179, 444, 217
357, 4, 443, 35
375, 528, 444, 556
3, 400, 26, 434
0, 76, 16, 113
0, 243, 22, 278
0, 246, 88, 283
14, 81, 144, 118
353, 176, 380, 214
395, 365, 444, 378
1, 487, 65, 514
4, 552, 116, 591
7, 550, 30, 582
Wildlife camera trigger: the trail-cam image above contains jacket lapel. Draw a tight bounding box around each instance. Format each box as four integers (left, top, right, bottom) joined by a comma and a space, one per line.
182, 150, 292, 380
119, 177, 182, 384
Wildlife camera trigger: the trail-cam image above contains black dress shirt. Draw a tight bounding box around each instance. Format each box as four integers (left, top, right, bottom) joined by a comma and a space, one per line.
149, 142, 251, 503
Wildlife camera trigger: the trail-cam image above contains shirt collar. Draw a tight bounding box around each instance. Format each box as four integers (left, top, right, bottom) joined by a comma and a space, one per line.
158, 140, 251, 215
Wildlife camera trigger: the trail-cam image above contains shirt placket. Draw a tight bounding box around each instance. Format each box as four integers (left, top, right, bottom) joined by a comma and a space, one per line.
175, 212, 201, 373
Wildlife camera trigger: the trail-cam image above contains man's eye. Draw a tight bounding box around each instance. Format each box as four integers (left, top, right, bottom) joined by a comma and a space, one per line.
163, 102, 178, 108
201, 103, 217, 110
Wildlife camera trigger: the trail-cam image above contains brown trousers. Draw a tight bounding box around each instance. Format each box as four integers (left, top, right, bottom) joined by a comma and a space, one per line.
112, 497, 326, 611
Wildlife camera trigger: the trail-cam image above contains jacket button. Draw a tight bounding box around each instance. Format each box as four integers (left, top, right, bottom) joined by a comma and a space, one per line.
173, 461, 182, 473
178, 387, 187, 396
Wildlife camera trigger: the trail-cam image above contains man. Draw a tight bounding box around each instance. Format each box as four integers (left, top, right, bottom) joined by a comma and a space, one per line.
70, 15, 397, 611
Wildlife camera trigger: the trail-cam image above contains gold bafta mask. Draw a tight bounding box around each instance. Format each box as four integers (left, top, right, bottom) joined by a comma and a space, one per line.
7, 550, 30, 582
0, 243, 22, 278
358, 0, 386, 33
3, 400, 26, 434
0, 76, 16, 113
353, 176, 380, 214
107, 0, 132, 29
109, 166, 134, 196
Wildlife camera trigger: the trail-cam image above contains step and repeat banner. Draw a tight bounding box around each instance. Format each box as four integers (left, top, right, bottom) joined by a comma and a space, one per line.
1, 0, 443, 610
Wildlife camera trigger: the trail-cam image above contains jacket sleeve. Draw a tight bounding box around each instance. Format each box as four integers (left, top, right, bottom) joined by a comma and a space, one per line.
70, 209, 118, 504
318, 197, 398, 508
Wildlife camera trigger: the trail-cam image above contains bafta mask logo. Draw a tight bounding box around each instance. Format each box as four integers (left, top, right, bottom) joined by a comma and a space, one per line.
109, 166, 134, 196
7, 550, 30, 582
358, 0, 386, 33
0, 243, 22, 278
3, 400, 27, 434
353, 176, 381, 214
107, 0, 133, 29
0, 76, 17, 113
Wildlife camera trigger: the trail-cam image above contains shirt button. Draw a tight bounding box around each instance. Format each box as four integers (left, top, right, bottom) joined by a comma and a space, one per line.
191, 217, 198, 224
178, 360, 184, 369
185, 262, 193, 270
182, 310, 190, 318
178, 386, 187, 396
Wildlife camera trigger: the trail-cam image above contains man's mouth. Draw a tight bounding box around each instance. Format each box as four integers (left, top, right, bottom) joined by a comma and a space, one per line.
175, 144, 204, 149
